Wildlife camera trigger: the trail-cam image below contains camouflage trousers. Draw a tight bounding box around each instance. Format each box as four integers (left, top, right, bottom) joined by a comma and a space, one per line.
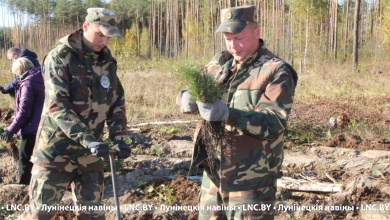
199, 171, 276, 220
18, 160, 105, 220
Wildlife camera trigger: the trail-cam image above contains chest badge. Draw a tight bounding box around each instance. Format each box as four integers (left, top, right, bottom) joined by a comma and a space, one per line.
100, 75, 110, 89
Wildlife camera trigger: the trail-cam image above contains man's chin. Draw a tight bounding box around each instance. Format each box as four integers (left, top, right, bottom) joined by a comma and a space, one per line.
93, 46, 104, 52
233, 56, 245, 63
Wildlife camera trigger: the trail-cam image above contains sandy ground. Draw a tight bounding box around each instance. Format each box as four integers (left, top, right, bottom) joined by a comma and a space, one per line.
0, 102, 389, 220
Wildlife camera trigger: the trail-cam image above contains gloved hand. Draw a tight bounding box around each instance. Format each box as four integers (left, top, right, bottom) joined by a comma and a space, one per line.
197, 99, 228, 121
111, 141, 131, 159
88, 142, 109, 157
0, 86, 5, 94
176, 90, 198, 113
0, 131, 12, 142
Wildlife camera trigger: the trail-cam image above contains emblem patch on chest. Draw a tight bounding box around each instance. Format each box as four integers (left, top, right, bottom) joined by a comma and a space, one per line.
100, 75, 110, 88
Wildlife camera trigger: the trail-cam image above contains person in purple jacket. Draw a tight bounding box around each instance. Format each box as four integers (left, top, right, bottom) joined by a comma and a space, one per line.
0, 47, 41, 97
0, 57, 45, 185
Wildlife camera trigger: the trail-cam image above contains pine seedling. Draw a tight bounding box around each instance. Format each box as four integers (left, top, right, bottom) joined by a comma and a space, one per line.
175, 62, 222, 103
174, 62, 225, 176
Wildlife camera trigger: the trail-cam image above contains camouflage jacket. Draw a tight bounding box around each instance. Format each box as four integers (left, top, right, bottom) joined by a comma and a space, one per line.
31, 29, 128, 171
190, 40, 298, 192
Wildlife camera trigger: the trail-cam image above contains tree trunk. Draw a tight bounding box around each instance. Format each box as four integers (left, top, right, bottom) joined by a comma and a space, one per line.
333, 0, 338, 61
353, 0, 361, 69
158, 1, 162, 60
150, 0, 155, 59
343, 0, 350, 60
304, 7, 309, 72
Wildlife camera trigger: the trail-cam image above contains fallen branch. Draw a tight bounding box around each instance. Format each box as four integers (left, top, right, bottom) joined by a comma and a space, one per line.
325, 172, 338, 183
128, 120, 197, 128
278, 176, 342, 193
169, 175, 342, 193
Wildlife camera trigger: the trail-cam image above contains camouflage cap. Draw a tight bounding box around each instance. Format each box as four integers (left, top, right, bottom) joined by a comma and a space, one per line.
216, 5, 256, 33
85, 8, 121, 37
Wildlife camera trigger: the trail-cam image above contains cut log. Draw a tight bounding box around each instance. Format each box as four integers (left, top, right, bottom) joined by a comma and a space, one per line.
278, 176, 342, 193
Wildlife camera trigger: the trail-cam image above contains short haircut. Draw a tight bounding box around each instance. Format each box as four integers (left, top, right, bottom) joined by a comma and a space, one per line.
7, 47, 22, 60
11, 57, 34, 76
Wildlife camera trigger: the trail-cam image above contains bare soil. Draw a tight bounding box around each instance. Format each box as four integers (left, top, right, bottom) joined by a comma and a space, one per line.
0, 101, 389, 220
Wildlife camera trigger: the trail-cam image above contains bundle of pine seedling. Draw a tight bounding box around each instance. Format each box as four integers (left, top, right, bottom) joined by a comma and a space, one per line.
175, 62, 225, 172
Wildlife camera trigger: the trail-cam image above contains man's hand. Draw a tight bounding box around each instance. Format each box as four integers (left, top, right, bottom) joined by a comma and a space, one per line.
0, 86, 5, 94
111, 141, 131, 159
0, 131, 12, 142
197, 99, 228, 121
176, 90, 198, 113
88, 142, 109, 157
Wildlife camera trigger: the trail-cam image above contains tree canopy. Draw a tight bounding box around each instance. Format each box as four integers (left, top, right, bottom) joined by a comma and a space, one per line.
0, 0, 388, 70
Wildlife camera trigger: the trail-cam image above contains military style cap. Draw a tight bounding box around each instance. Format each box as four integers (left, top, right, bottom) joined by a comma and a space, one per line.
216, 5, 256, 33
85, 8, 121, 37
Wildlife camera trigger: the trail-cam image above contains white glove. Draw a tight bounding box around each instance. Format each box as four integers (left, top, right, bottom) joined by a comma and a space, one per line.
196, 99, 228, 121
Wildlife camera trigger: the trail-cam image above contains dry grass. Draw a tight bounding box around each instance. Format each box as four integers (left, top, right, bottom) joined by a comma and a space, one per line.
297, 62, 390, 103
292, 61, 390, 140
119, 67, 187, 123
0, 56, 389, 138
0, 61, 14, 109
116, 58, 200, 124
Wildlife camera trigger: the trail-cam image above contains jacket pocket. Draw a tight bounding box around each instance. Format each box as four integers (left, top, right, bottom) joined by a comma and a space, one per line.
69, 71, 91, 116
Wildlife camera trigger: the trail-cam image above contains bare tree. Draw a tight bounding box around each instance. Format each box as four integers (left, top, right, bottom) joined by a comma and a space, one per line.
343, 0, 350, 60
353, 0, 361, 69
333, 0, 338, 60
150, 0, 155, 59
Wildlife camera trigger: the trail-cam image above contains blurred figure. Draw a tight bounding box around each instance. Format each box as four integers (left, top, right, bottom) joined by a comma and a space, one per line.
1, 47, 40, 97
0, 57, 44, 185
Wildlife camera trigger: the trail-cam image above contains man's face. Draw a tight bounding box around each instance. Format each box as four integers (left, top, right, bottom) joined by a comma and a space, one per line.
82, 22, 110, 52
7, 53, 18, 62
223, 24, 260, 63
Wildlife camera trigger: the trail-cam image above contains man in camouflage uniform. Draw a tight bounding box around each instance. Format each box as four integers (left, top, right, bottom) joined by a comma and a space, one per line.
19, 8, 131, 220
178, 5, 298, 220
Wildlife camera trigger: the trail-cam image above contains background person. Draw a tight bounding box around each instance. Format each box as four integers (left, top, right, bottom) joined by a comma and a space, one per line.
1, 47, 40, 97
178, 5, 298, 220
19, 7, 131, 220
0, 57, 44, 185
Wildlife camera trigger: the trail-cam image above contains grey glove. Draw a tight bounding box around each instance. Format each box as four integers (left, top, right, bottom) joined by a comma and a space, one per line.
88, 142, 109, 157
111, 141, 131, 159
176, 90, 198, 113
196, 99, 228, 121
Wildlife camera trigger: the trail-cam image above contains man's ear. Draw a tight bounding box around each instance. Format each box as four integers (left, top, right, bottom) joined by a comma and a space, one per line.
82, 22, 89, 32
254, 26, 260, 39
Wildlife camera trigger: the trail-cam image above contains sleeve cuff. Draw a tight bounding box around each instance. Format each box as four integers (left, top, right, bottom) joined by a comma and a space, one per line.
80, 134, 98, 148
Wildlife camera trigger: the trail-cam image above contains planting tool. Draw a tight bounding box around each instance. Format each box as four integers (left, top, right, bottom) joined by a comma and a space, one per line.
109, 150, 121, 220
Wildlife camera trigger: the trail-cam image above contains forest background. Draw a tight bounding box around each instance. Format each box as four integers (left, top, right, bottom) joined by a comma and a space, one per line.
0, 0, 389, 70
0, 0, 389, 140
0, 2, 389, 220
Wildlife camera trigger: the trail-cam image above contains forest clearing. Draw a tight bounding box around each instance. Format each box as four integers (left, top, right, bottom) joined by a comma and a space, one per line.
0, 90, 389, 220
0, 62, 390, 220
0, 0, 389, 219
